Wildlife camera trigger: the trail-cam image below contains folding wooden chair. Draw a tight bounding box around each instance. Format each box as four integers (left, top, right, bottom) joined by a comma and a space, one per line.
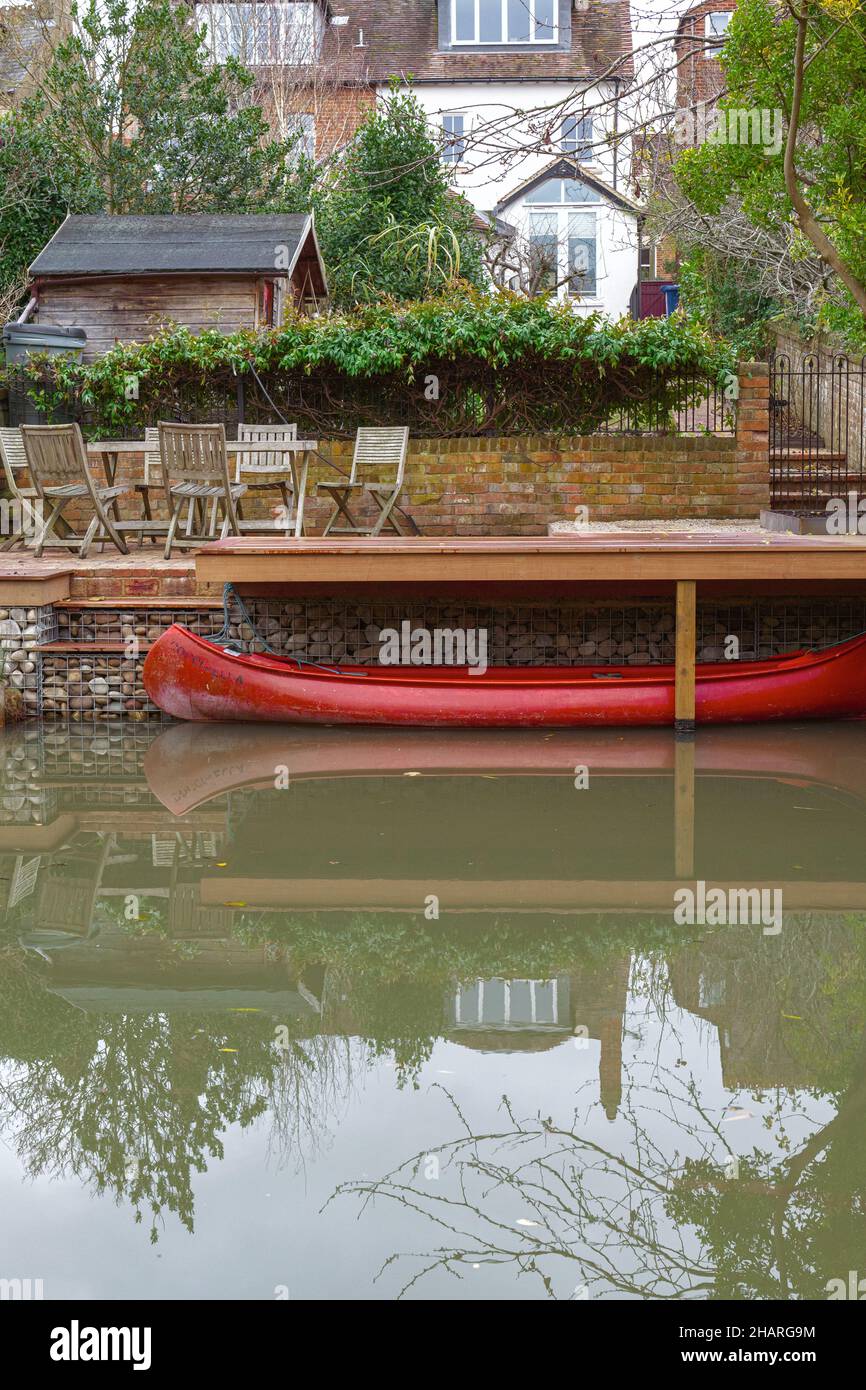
0, 426, 44, 550
233, 422, 301, 535
129, 426, 165, 542
317, 426, 410, 536
158, 422, 246, 559
20, 423, 147, 557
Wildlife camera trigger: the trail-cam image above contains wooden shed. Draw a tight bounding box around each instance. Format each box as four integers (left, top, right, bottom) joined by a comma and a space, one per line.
26, 213, 328, 360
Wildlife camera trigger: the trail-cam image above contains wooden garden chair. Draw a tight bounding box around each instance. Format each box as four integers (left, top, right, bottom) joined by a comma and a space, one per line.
20, 423, 153, 557
233, 422, 302, 535
130, 426, 166, 542
158, 422, 246, 559
26, 832, 115, 943
0, 426, 43, 550
317, 426, 410, 537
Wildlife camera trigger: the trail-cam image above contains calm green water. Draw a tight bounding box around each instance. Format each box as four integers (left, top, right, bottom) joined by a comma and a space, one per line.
1, 720, 865, 1300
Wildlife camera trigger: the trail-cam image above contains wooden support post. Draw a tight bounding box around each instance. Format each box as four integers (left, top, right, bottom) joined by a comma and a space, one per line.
674, 735, 695, 879
675, 579, 696, 736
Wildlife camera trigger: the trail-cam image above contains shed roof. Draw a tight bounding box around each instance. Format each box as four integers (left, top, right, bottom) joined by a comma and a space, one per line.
29, 214, 315, 278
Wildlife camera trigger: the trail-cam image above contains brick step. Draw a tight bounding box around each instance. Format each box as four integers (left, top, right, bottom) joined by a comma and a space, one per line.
770, 455, 849, 468
54, 597, 224, 609
36, 641, 154, 654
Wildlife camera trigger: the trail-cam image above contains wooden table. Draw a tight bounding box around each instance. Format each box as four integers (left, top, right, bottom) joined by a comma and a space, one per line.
87, 439, 319, 538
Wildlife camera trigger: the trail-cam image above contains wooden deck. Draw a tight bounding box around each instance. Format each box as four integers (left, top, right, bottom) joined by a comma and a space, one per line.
0, 549, 199, 603
195, 531, 866, 587
193, 531, 866, 735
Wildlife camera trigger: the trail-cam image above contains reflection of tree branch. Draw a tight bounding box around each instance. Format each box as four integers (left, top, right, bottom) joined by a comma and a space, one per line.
335, 1022, 866, 1302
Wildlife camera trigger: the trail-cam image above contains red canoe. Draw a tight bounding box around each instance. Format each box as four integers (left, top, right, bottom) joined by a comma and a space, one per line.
143, 624, 866, 726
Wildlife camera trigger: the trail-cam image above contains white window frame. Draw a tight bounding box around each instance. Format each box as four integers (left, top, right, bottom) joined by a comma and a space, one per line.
441, 112, 467, 165
451, 0, 558, 46
561, 114, 593, 159
453, 978, 560, 1027
525, 180, 600, 302
704, 11, 732, 44
196, 2, 324, 66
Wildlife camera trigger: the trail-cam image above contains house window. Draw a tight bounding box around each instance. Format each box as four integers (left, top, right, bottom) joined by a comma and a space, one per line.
705, 11, 731, 43
567, 212, 596, 297
562, 115, 593, 160
524, 176, 598, 204
529, 211, 559, 291
287, 111, 315, 159
442, 113, 466, 164
196, 2, 325, 66
524, 178, 599, 300
639, 242, 655, 279
452, 0, 558, 45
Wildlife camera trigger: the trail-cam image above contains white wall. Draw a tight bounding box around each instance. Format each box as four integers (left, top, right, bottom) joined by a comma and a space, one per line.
375, 79, 638, 318
503, 199, 638, 318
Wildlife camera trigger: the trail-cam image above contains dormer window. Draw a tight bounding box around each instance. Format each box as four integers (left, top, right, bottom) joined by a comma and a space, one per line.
196, 2, 326, 66
452, 0, 558, 45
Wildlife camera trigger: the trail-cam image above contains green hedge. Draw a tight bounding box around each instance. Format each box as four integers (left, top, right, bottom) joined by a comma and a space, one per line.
8, 290, 736, 438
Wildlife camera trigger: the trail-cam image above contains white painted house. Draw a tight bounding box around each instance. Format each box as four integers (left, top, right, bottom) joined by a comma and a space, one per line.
195, 1, 638, 317
338, 1, 638, 318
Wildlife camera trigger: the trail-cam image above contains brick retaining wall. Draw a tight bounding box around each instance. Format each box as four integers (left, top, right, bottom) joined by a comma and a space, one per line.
77, 363, 770, 537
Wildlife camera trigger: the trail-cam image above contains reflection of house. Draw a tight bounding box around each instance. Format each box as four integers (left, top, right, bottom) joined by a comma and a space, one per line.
448, 957, 629, 1121
41, 927, 319, 1016
667, 918, 849, 1090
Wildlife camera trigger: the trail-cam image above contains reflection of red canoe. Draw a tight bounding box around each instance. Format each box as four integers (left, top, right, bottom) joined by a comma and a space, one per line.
144, 624, 866, 728
144, 720, 866, 814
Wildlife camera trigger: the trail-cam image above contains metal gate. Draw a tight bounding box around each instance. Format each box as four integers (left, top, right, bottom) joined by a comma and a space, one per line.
769, 351, 866, 510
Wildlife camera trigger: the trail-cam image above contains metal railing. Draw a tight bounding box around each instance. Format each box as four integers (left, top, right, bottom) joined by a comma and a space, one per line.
769, 351, 866, 510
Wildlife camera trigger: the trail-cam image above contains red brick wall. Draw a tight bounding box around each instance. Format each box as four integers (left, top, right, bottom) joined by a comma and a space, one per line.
674, 1, 736, 110
74, 364, 769, 538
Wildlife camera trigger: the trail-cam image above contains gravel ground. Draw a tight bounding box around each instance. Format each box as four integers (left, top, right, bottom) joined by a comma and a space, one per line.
549, 518, 769, 534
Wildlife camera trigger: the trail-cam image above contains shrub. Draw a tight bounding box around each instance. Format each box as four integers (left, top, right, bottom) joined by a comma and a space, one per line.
9, 291, 735, 439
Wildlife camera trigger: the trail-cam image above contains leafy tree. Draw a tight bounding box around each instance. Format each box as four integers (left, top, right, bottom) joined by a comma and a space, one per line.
674, 0, 866, 342
0, 0, 310, 312
677, 247, 780, 362
314, 83, 486, 308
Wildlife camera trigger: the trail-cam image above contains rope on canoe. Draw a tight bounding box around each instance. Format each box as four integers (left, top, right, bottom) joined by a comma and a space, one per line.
212, 583, 345, 674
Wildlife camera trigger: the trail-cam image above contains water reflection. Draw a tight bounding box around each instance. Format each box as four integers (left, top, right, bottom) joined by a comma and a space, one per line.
1, 721, 865, 1298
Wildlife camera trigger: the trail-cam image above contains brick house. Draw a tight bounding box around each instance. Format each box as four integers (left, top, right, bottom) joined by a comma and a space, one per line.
673, 0, 736, 113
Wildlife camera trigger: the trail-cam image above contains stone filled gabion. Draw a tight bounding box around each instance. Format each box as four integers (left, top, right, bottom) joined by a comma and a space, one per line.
40, 608, 226, 720
1, 605, 56, 716
40, 652, 157, 720
55, 608, 224, 645
0, 737, 49, 824
232, 599, 866, 667
23, 597, 866, 718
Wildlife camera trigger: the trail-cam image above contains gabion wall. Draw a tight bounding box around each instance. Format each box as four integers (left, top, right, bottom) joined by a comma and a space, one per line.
234, 598, 866, 667
1, 604, 56, 717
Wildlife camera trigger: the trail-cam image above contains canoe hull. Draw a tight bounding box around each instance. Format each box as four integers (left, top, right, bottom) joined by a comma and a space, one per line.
143, 625, 866, 727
